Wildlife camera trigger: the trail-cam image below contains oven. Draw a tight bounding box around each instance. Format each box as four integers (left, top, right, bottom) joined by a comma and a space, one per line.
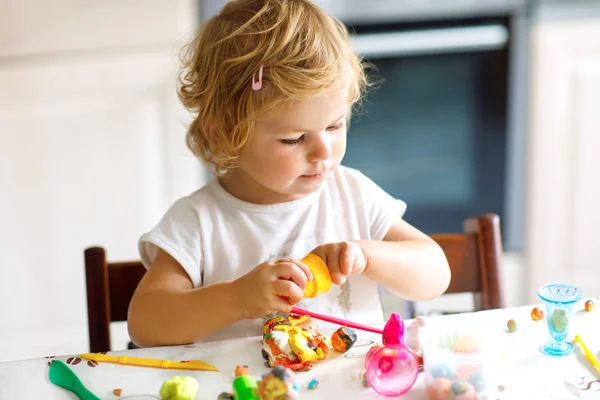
331, 0, 532, 252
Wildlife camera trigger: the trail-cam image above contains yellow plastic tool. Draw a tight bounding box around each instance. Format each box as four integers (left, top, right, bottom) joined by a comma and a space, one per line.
79, 353, 219, 372
574, 334, 600, 376
301, 253, 332, 298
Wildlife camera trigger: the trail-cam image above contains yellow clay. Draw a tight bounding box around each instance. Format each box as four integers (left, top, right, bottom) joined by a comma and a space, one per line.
301, 253, 332, 298
159, 376, 199, 400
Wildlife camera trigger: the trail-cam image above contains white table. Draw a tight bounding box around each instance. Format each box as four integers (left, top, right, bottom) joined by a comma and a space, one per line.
1, 302, 599, 399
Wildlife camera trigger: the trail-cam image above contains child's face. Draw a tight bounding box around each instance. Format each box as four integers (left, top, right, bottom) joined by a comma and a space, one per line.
222, 87, 348, 204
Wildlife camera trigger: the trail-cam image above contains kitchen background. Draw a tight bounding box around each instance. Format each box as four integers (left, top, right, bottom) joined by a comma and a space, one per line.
1, 0, 599, 362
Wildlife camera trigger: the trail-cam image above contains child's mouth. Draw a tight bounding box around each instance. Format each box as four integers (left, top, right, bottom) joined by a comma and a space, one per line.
301, 173, 325, 180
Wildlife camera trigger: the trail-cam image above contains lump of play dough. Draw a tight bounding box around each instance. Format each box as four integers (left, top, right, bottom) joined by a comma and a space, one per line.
506, 319, 518, 332
425, 377, 452, 400
550, 309, 569, 333
530, 306, 544, 321
262, 314, 330, 371
585, 299, 595, 311
404, 316, 427, 353
159, 376, 199, 400
257, 365, 299, 400
331, 327, 357, 352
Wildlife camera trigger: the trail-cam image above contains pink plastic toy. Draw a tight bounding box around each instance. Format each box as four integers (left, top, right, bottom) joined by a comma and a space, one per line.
364, 313, 419, 397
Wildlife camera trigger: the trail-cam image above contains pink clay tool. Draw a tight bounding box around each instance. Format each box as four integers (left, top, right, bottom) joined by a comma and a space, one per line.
364, 313, 419, 397
290, 308, 419, 396
290, 307, 384, 334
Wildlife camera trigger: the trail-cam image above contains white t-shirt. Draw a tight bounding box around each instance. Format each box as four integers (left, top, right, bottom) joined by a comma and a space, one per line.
138, 165, 407, 342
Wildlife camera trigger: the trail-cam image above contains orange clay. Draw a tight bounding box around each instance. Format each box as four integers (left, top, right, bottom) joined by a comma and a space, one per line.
531, 306, 545, 321
234, 365, 250, 377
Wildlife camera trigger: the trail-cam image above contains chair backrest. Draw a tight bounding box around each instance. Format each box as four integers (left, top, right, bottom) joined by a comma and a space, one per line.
417, 213, 506, 316
84, 246, 146, 353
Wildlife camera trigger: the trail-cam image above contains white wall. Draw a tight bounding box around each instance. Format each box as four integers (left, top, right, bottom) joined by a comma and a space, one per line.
0, 0, 202, 362
526, 16, 600, 303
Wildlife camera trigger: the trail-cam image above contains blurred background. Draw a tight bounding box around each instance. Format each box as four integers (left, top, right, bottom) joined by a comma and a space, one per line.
1, 0, 599, 362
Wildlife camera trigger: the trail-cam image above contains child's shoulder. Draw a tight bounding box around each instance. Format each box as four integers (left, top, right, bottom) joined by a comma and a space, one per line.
165, 178, 225, 215
329, 165, 373, 191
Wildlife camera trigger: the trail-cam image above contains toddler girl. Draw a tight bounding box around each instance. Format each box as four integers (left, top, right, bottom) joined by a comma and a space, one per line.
128, 0, 450, 347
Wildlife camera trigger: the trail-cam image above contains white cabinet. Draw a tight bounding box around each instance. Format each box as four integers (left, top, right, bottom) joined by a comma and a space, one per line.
0, 1, 202, 361
526, 17, 600, 302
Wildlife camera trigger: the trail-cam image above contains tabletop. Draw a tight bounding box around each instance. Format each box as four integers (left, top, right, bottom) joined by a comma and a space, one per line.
1, 301, 600, 400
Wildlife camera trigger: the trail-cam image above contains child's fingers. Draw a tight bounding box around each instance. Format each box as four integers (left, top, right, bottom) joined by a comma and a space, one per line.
326, 251, 346, 286
271, 297, 293, 314
278, 258, 313, 281
272, 279, 304, 304
339, 243, 355, 276
273, 262, 308, 289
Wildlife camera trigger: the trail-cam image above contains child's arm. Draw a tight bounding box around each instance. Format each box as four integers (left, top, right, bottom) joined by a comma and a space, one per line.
357, 218, 450, 301
128, 249, 311, 347
311, 219, 450, 302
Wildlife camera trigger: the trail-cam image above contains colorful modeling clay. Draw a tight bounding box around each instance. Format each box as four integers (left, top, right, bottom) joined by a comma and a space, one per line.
425, 377, 452, 400
453, 335, 481, 353
404, 316, 427, 353
257, 366, 298, 399
301, 253, 332, 298
112, 388, 122, 396
262, 314, 330, 371
159, 376, 199, 400
331, 327, 358, 352
550, 309, 569, 333
531, 306, 544, 320
450, 380, 476, 400
307, 379, 319, 390
585, 299, 595, 311
361, 372, 370, 388
506, 319, 519, 332
232, 366, 259, 400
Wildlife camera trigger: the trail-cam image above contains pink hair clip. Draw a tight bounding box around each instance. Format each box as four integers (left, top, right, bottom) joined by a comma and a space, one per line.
252, 65, 263, 91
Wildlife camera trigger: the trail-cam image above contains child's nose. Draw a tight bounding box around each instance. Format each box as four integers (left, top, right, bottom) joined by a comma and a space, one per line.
307, 133, 332, 162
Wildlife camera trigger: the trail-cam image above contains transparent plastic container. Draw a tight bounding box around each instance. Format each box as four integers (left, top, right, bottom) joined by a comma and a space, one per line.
421, 327, 503, 400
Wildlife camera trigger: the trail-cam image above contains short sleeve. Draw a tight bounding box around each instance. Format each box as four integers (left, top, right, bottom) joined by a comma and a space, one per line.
355, 170, 407, 240
138, 197, 203, 287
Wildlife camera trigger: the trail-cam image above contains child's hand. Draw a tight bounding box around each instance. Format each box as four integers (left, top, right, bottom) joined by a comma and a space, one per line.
310, 241, 367, 285
234, 259, 313, 319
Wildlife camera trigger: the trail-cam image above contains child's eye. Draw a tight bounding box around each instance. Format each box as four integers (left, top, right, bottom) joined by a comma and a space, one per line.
280, 135, 305, 145
326, 122, 345, 131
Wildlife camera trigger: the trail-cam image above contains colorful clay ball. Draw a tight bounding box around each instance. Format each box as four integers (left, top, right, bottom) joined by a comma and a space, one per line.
550, 309, 569, 333
585, 299, 595, 311
307, 378, 319, 390
451, 380, 477, 400
467, 372, 487, 393
531, 306, 544, 321
361, 371, 369, 388
506, 318, 519, 332
425, 377, 452, 400
331, 327, 358, 352
257, 365, 298, 400
430, 364, 453, 379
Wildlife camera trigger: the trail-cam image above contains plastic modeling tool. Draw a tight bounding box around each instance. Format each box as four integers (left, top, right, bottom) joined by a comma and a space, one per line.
48, 360, 100, 400
79, 353, 219, 371
290, 307, 384, 334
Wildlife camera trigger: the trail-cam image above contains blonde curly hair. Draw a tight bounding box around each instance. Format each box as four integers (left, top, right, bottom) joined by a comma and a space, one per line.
178, 0, 369, 174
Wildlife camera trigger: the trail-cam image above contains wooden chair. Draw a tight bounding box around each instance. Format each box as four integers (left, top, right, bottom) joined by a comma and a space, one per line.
84, 246, 146, 353
406, 213, 506, 318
